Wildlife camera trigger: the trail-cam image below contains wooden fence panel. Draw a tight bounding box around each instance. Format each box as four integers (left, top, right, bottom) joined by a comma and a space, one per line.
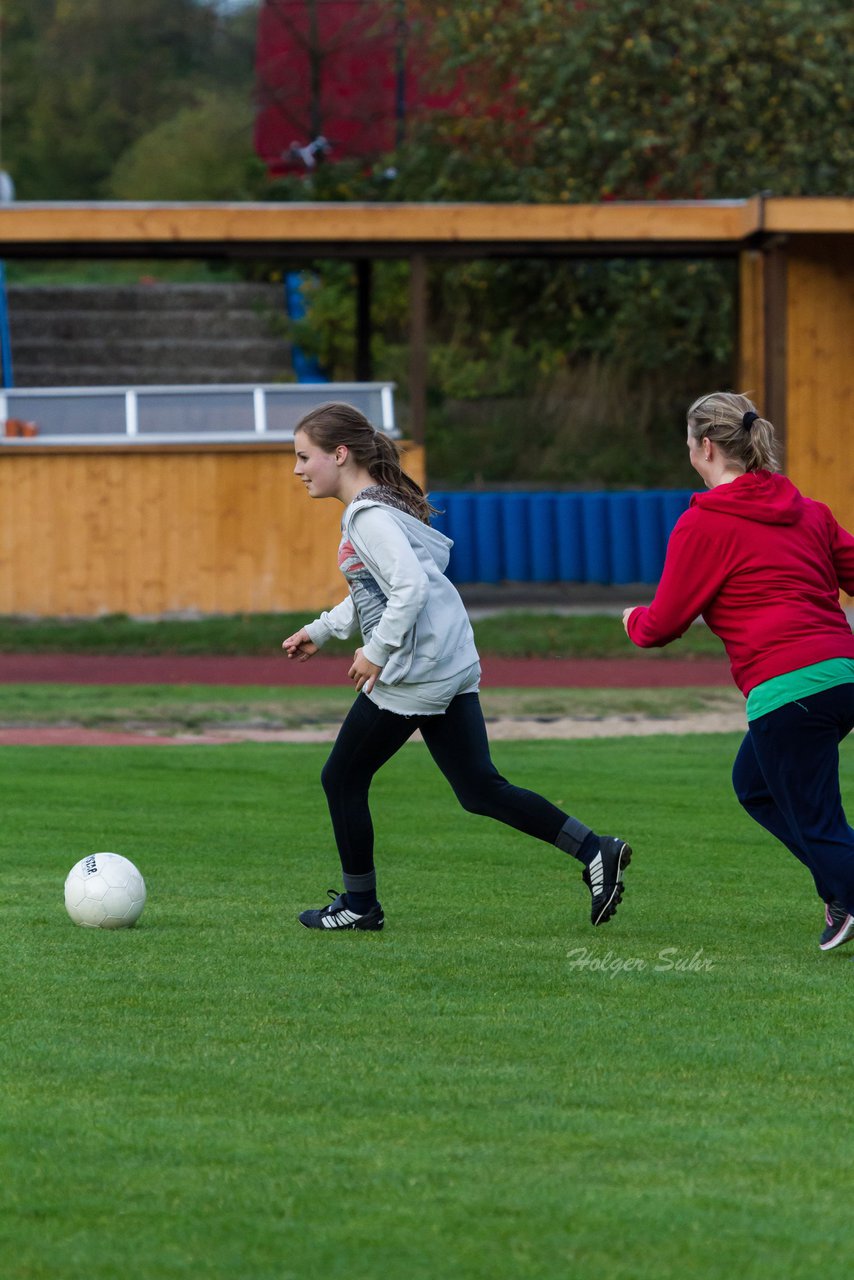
0, 444, 424, 617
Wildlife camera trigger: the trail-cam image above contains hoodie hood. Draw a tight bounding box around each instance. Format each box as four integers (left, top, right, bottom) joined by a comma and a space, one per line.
690, 470, 803, 526
346, 497, 454, 572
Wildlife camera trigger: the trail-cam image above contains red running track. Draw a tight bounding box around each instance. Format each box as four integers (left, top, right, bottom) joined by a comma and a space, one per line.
0, 653, 732, 689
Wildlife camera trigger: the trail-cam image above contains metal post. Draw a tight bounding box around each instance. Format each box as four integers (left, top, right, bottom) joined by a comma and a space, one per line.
408, 253, 427, 445
0, 261, 14, 388
355, 259, 373, 382
763, 238, 788, 451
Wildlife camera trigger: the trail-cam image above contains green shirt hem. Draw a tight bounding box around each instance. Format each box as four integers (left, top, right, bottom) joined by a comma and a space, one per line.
746, 659, 854, 722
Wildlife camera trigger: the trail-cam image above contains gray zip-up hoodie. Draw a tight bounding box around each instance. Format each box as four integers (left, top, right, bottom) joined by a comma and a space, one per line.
305, 498, 479, 686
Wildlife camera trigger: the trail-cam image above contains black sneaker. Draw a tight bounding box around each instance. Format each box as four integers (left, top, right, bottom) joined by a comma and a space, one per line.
582, 837, 632, 926
299, 890, 384, 932
819, 899, 854, 952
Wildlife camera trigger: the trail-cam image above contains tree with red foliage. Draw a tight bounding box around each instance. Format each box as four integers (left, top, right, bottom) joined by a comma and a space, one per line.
254, 0, 461, 174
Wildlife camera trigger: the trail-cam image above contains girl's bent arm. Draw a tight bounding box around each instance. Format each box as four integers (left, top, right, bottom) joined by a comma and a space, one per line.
304, 596, 357, 647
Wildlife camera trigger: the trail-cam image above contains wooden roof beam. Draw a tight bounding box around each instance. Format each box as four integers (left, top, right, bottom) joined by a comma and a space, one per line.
0, 199, 762, 258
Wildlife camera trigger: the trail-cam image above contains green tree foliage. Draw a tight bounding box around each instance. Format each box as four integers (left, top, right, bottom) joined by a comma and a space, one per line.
108, 92, 266, 201
2, 2, 850, 483
268, 1, 850, 388
371, 0, 851, 481
0, 0, 257, 198
0, 0, 56, 188
399, 0, 853, 201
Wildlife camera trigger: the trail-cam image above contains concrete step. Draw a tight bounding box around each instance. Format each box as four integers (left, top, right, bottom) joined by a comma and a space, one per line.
9, 309, 287, 342
13, 337, 289, 366
7, 283, 285, 312
5, 282, 296, 387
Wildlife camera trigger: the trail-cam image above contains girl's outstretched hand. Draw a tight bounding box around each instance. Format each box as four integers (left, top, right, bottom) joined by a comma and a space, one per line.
282, 627, 319, 662
349, 648, 382, 694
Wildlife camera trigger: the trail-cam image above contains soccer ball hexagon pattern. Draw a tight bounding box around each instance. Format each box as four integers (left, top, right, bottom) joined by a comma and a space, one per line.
64, 853, 147, 929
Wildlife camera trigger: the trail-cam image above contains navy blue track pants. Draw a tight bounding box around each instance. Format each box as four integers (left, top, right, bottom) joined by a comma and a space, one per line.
732, 683, 854, 913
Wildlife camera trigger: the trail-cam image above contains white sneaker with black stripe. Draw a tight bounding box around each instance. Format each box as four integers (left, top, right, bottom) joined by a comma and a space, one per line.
582, 837, 632, 926
299, 890, 384, 932
819, 899, 854, 952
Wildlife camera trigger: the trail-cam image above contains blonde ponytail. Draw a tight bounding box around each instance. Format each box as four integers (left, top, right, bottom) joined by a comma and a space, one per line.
687, 391, 781, 473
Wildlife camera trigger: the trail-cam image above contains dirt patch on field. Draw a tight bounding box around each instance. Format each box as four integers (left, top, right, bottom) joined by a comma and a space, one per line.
481, 710, 745, 739
0, 709, 746, 746
181, 709, 746, 742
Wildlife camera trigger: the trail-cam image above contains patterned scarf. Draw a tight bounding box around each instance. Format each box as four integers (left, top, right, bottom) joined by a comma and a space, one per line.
354, 484, 420, 518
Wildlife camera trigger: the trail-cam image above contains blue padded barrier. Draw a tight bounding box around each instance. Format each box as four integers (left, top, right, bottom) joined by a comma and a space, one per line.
427, 490, 695, 586
502, 493, 532, 582
529, 493, 557, 583
433, 492, 475, 583
581, 493, 611, 584
472, 493, 503, 584
554, 495, 585, 581
607, 492, 639, 585
636, 490, 667, 583
662, 489, 693, 540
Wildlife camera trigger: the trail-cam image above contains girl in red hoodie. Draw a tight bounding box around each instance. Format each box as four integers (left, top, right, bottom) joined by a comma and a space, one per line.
623, 391, 854, 952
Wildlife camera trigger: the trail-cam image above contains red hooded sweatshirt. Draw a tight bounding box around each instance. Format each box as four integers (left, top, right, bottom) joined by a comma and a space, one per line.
626, 471, 854, 695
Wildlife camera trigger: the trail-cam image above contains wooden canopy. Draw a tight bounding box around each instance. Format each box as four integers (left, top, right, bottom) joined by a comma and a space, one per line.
0, 195, 850, 255
0, 195, 851, 526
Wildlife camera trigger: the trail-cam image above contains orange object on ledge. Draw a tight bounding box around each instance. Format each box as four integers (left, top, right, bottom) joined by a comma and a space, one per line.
4, 418, 38, 437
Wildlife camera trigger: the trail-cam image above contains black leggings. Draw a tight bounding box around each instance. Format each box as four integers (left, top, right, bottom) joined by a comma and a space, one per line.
320, 691, 585, 878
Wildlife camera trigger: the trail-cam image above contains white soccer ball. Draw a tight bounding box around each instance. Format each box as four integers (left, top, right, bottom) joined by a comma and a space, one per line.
64, 852, 147, 929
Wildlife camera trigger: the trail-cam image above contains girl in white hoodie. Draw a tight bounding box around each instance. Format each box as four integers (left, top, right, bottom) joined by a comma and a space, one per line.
283, 402, 631, 932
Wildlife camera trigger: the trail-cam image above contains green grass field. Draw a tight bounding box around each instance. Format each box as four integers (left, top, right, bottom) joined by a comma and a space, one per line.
0, 610, 724, 660
0, 681, 743, 732
2, 735, 852, 1280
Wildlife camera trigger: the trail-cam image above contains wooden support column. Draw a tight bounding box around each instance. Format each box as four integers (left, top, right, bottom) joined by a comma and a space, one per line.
408, 253, 427, 446
355, 258, 373, 382
738, 239, 788, 457
737, 250, 765, 407
762, 238, 788, 449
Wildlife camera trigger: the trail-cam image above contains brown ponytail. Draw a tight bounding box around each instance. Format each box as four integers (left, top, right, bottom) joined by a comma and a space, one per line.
295, 401, 434, 522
